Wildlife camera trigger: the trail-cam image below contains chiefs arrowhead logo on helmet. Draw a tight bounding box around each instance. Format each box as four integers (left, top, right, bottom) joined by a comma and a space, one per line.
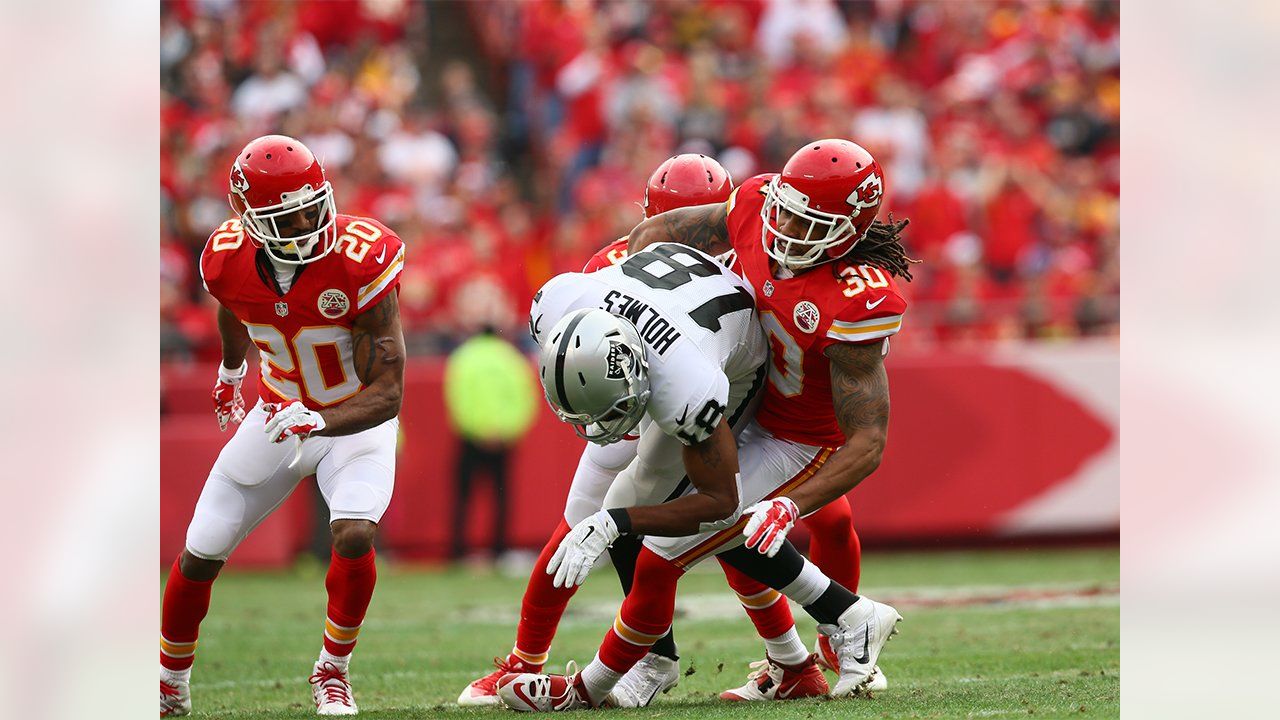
848, 172, 883, 215
230, 161, 250, 194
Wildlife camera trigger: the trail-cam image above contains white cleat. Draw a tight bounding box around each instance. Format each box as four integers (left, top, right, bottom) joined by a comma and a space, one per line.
497, 661, 596, 712
309, 661, 358, 715
607, 653, 679, 708
818, 597, 902, 697
816, 634, 888, 691
160, 675, 191, 717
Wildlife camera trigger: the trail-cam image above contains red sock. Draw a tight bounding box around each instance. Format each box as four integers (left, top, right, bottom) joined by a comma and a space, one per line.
717, 557, 796, 639
161, 555, 214, 672
511, 519, 577, 668
597, 548, 683, 673
805, 495, 861, 592
323, 548, 377, 657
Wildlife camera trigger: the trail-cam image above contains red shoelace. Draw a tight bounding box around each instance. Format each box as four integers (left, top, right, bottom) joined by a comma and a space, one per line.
309, 662, 352, 706
473, 656, 522, 693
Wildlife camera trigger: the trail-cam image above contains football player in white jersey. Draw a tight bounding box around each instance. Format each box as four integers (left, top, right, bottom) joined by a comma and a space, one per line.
495, 243, 902, 711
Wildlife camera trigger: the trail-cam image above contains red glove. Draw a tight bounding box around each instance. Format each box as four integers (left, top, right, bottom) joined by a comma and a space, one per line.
742, 496, 799, 558
212, 361, 248, 431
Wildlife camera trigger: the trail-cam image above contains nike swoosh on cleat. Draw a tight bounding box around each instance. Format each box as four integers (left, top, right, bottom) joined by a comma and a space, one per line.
866, 296, 887, 310
511, 681, 538, 710
850, 624, 871, 664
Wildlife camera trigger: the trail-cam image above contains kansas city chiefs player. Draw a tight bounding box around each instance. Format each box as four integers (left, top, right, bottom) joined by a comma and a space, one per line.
160, 136, 406, 717
633, 139, 915, 701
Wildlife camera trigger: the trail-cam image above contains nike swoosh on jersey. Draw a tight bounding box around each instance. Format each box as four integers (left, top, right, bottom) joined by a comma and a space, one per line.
375, 247, 387, 264
866, 296, 887, 310
675, 406, 690, 425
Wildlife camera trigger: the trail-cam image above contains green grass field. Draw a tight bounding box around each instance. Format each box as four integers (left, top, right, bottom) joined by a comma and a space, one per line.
171, 546, 1118, 719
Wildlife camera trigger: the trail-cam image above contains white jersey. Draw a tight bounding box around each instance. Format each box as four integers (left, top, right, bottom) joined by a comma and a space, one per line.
531, 242, 768, 446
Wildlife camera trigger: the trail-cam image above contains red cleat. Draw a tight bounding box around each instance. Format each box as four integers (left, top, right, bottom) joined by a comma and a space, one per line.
719, 654, 829, 701
458, 654, 542, 706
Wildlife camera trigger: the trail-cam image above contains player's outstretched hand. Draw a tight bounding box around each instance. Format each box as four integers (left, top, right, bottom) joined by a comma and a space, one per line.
743, 496, 799, 558
547, 510, 620, 588
212, 361, 248, 431
262, 400, 326, 444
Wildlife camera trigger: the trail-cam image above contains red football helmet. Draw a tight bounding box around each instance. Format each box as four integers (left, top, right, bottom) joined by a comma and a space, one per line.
761, 139, 885, 271
227, 135, 337, 265
643, 154, 734, 217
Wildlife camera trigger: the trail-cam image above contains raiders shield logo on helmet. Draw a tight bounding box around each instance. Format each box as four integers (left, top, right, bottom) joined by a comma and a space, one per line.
605, 342, 634, 380
318, 289, 350, 319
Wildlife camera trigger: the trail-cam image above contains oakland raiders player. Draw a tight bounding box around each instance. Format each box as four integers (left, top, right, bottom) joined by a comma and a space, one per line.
513, 243, 901, 710
528, 241, 767, 544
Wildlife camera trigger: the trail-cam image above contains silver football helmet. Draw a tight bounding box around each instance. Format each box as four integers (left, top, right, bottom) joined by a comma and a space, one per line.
537, 308, 651, 445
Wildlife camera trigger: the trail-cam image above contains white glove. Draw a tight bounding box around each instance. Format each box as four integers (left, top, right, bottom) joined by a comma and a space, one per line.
547, 510, 620, 588
742, 496, 799, 558
262, 400, 327, 444
212, 361, 248, 431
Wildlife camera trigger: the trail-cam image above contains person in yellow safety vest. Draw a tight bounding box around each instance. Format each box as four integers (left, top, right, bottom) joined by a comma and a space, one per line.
444, 326, 539, 561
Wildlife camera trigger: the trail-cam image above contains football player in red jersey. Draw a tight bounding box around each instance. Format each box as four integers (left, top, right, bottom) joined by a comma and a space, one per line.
621, 139, 917, 701
457, 153, 737, 707
160, 136, 407, 717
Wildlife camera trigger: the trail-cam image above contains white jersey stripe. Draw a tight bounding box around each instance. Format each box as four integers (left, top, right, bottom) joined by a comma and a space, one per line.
829, 313, 904, 331
357, 247, 405, 309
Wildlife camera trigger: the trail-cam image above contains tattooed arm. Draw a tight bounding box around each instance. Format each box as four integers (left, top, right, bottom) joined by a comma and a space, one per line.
616, 419, 741, 537
786, 342, 890, 515
314, 289, 405, 436
626, 203, 731, 257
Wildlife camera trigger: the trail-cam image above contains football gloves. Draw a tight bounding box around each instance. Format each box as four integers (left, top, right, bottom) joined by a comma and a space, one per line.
743, 496, 800, 558
547, 510, 620, 588
263, 400, 327, 444
212, 361, 248, 431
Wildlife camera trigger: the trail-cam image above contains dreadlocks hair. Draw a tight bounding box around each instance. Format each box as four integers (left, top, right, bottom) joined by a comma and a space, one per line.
838, 214, 920, 282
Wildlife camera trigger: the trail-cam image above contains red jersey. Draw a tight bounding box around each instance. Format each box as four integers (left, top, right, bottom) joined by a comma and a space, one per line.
582, 237, 629, 273
726, 175, 908, 448
200, 214, 406, 411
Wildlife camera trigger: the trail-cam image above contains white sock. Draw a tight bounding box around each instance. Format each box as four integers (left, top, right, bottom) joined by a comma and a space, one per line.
763, 627, 809, 666
161, 666, 191, 685
780, 559, 830, 606
319, 648, 351, 671
579, 655, 623, 704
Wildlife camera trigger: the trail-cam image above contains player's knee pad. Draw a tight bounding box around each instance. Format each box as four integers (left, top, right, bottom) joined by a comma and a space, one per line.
326, 462, 393, 523
185, 475, 248, 561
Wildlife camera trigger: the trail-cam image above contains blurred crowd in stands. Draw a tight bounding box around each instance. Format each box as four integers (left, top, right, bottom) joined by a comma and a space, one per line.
161, 0, 1119, 361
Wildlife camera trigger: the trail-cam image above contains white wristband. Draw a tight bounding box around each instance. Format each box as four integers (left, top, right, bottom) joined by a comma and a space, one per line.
218, 360, 248, 382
